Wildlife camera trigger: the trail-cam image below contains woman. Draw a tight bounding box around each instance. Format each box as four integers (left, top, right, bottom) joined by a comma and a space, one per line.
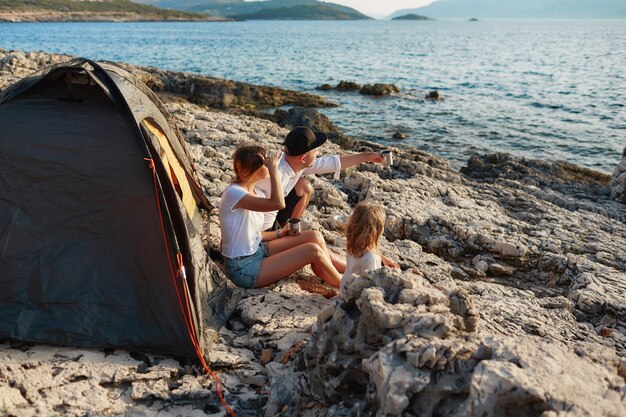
219, 144, 343, 289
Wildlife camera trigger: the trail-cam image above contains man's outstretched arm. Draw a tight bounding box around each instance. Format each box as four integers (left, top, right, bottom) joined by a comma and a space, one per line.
304, 152, 384, 176
339, 152, 384, 170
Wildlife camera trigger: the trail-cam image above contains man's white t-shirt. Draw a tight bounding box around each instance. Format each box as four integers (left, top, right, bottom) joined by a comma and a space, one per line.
219, 184, 265, 259
255, 153, 341, 230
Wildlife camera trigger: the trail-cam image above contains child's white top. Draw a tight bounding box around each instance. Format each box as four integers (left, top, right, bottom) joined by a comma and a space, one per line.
219, 184, 264, 259
342, 250, 381, 280
340, 250, 382, 297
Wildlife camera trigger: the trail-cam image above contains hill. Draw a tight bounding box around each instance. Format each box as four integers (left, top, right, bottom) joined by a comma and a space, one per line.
134, 0, 370, 20
388, 0, 626, 19
392, 13, 434, 20
0, 0, 220, 22
231, 3, 370, 20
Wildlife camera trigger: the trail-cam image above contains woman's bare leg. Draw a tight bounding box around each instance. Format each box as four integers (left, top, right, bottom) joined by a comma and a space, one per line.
268, 230, 346, 274
329, 250, 346, 274
256, 242, 341, 288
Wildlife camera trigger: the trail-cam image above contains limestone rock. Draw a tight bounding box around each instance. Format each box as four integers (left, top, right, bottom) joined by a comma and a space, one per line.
315, 83, 333, 91
131, 379, 170, 401
359, 83, 400, 96
272, 106, 338, 133
0, 386, 28, 411
264, 362, 308, 417
336, 80, 360, 90
425, 90, 443, 101
609, 147, 626, 203
305, 269, 478, 403
365, 336, 625, 417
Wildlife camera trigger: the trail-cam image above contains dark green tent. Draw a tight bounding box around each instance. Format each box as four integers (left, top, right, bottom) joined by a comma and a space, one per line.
0, 58, 236, 360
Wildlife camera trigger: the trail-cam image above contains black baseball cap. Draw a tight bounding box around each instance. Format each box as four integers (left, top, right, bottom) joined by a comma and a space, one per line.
283, 126, 327, 156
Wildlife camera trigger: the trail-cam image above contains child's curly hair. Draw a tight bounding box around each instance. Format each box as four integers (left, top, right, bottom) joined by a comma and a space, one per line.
346, 201, 386, 258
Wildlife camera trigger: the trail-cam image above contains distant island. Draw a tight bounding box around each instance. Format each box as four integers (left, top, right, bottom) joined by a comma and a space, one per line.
391, 14, 433, 21
134, 0, 370, 20
387, 0, 626, 19
0, 0, 221, 22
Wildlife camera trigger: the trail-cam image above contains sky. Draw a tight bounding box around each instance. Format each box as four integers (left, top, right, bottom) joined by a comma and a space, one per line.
322, 0, 435, 18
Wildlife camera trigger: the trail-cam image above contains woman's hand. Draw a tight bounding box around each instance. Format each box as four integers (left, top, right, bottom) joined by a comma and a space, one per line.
381, 254, 400, 268
260, 151, 281, 170
262, 150, 285, 210
280, 223, 291, 237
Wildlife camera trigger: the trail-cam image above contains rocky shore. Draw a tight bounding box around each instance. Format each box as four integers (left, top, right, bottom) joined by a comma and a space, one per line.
1, 50, 625, 417
0, 11, 223, 22
0, 1, 221, 23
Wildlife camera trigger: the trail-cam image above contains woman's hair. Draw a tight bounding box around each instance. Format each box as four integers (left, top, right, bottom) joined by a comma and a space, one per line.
346, 201, 386, 258
232, 144, 267, 184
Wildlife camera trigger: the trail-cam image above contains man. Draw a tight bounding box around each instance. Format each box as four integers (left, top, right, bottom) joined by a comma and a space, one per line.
255, 126, 384, 231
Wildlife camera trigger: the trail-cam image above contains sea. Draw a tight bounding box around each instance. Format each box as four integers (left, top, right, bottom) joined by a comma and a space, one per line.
1, 20, 624, 172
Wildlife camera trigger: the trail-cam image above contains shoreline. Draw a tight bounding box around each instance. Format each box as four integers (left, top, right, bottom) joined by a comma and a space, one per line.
0, 49, 615, 179
0, 12, 227, 23
0, 18, 228, 23
1, 50, 625, 417
3, 17, 626, 22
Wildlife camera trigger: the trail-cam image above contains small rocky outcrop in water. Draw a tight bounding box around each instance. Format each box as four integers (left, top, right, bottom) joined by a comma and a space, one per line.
609, 147, 626, 203
316, 83, 334, 91
316, 80, 361, 91
425, 90, 443, 101
336, 80, 361, 91
315, 81, 400, 97
360, 83, 400, 96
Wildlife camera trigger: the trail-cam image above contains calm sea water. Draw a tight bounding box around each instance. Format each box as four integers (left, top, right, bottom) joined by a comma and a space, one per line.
1, 20, 624, 172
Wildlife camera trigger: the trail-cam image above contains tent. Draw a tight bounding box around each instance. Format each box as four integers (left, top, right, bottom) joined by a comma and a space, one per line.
0, 58, 237, 361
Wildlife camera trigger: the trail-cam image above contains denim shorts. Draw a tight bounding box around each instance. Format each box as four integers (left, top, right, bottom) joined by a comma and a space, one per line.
224, 242, 269, 288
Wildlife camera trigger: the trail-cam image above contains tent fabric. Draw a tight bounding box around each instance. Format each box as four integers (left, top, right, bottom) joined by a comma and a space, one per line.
142, 119, 201, 228
0, 58, 236, 359
101, 65, 211, 211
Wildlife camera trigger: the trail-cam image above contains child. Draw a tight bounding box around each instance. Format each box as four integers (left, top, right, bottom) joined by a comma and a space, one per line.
219, 144, 343, 289
342, 201, 400, 282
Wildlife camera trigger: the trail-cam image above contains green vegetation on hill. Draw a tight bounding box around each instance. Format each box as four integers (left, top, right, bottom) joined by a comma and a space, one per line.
231, 4, 370, 20
0, 0, 210, 19
134, 0, 370, 20
391, 13, 433, 21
